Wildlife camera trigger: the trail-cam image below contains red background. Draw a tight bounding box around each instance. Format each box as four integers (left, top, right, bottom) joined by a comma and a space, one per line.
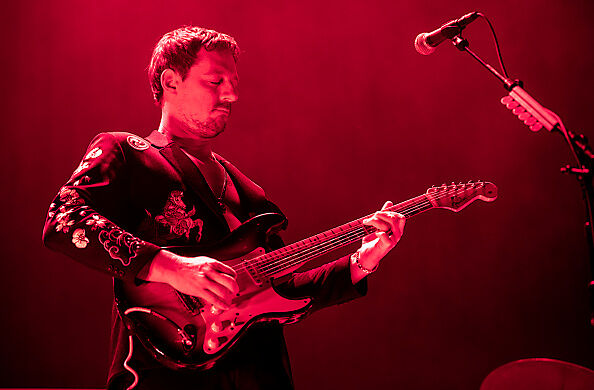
2, 0, 594, 388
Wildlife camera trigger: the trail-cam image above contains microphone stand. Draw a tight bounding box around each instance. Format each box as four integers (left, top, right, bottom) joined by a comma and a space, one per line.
449, 35, 594, 327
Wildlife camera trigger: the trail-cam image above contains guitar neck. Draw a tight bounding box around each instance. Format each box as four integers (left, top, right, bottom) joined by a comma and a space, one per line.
253, 194, 433, 279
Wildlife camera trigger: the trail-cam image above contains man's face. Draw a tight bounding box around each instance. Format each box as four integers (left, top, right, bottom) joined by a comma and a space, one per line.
170, 48, 239, 139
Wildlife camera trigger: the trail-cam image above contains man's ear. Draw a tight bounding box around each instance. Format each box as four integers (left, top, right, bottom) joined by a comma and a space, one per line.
161, 68, 180, 97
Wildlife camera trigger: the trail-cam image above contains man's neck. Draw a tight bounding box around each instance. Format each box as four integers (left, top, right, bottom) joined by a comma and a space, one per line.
158, 113, 214, 162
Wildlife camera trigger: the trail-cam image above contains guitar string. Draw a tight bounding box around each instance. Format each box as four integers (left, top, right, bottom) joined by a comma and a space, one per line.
260, 226, 378, 276
231, 226, 371, 282
229, 185, 482, 276
254, 202, 426, 276
230, 185, 481, 276
250, 185, 473, 276
229, 198, 427, 275
256, 203, 426, 277
232, 186, 476, 277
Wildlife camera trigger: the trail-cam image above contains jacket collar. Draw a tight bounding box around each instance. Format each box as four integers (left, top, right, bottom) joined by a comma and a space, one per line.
146, 130, 170, 148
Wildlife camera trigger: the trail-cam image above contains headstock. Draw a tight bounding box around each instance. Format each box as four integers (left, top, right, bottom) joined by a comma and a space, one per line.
426, 181, 498, 212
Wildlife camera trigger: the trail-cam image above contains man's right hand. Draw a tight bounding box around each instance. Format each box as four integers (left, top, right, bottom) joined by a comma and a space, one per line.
138, 250, 239, 310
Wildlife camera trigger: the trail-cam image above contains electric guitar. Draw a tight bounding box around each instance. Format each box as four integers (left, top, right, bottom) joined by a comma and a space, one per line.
116, 181, 497, 370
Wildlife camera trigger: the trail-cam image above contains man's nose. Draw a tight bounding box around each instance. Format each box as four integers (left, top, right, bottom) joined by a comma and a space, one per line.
220, 81, 238, 103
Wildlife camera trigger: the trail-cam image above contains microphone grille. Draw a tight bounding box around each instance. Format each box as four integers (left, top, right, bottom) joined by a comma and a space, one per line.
414, 33, 436, 55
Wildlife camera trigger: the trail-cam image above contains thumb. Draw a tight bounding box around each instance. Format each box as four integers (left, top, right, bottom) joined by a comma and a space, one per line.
381, 200, 393, 211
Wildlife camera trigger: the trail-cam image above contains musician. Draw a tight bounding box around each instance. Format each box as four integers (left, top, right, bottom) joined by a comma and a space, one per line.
42, 26, 405, 389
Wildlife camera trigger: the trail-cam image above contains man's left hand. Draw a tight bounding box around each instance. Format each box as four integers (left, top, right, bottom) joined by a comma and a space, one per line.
350, 201, 405, 283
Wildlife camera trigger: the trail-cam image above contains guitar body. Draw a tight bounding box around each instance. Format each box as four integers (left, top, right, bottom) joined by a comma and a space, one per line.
116, 213, 312, 370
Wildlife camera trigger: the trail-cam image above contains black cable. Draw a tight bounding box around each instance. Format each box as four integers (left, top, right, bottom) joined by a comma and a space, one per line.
477, 12, 509, 78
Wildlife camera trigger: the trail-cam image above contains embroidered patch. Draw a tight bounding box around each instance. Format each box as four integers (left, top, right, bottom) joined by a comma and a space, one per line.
127, 135, 150, 151
72, 228, 89, 248
85, 147, 103, 160
155, 190, 203, 241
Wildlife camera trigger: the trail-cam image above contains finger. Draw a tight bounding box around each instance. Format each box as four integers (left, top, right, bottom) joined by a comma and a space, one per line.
375, 212, 405, 235
198, 287, 230, 310
362, 216, 391, 232
377, 231, 398, 248
381, 201, 394, 211
207, 270, 239, 295
208, 259, 237, 278
362, 232, 378, 244
202, 274, 236, 302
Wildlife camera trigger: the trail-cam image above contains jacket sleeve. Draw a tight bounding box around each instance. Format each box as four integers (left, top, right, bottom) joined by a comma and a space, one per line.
274, 255, 367, 314
42, 133, 161, 282
268, 230, 367, 314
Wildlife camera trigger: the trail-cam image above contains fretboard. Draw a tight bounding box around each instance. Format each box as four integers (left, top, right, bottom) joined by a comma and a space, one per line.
251, 194, 434, 279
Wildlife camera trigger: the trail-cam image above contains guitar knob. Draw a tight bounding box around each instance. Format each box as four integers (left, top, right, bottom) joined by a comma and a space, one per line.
207, 338, 218, 350
211, 321, 223, 333
210, 305, 224, 315
206, 336, 229, 351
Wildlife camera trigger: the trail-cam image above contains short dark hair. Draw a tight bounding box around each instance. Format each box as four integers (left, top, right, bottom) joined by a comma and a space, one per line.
148, 26, 240, 106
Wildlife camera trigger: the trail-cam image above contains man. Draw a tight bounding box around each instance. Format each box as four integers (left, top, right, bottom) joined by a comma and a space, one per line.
43, 26, 405, 389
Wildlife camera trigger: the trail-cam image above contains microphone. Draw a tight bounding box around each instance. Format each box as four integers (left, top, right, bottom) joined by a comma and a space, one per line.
414, 12, 479, 55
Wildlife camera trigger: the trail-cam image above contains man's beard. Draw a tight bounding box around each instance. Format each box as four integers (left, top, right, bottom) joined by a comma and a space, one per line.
195, 116, 227, 138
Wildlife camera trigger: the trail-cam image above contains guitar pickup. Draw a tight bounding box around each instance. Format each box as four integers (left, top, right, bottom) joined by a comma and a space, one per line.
242, 259, 264, 286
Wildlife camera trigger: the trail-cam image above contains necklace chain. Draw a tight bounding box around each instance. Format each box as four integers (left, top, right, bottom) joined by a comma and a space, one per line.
213, 157, 228, 212
157, 129, 228, 212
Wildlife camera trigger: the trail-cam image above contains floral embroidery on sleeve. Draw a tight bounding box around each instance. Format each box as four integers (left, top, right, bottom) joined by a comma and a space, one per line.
59, 187, 84, 206
73, 161, 90, 175
55, 210, 75, 233
86, 214, 108, 230
85, 147, 103, 160
73, 175, 91, 186
98, 226, 141, 266
48, 203, 57, 218
72, 228, 90, 248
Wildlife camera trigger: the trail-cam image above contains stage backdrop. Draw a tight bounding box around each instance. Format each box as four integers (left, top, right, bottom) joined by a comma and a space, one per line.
2, 0, 593, 388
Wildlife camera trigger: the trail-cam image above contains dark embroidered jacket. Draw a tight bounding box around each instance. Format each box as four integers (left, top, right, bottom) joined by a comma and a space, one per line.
43, 131, 366, 388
